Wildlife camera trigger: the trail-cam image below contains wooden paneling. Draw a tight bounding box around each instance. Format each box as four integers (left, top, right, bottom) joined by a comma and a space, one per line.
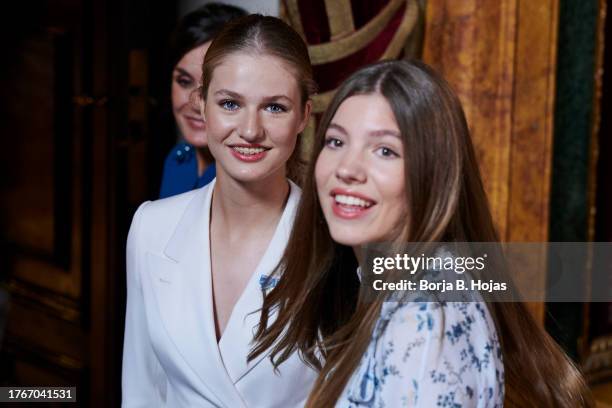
509, 0, 559, 324
0, 28, 82, 299
0, 8, 88, 390
0, 0, 87, 394
6, 299, 85, 371
89, 0, 112, 403
1, 32, 59, 257
424, 1, 514, 241
423, 0, 560, 322
0, 0, 174, 405
508, 2, 558, 244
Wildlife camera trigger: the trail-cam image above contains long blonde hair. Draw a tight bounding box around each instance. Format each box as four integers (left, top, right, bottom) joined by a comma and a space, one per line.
251, 60, 593, 407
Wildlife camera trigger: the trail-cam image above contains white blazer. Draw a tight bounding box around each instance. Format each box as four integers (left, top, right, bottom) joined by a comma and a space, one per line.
122, 179, 317, 407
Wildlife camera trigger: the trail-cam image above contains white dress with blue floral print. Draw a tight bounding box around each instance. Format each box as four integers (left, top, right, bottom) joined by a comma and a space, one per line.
336, 299, 504, 407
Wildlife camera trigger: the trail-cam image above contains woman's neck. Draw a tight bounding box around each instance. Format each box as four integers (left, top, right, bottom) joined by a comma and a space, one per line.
211, 168, 289, 238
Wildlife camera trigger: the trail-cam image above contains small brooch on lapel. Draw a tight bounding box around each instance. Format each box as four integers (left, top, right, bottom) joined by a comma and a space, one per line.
259, 274, 279, 291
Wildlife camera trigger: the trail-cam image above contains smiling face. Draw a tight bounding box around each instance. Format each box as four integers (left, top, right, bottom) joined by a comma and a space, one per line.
315, 94, 407, 246
171, 42, 211, 146
203, 53, 311, 183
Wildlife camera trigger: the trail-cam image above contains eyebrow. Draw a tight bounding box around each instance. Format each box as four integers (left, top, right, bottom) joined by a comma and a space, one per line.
327, 123, 401, 139
214, 89, 242, 98
174, 67, 193, 78
262, 95, 293, 104
214, 89, 293, 103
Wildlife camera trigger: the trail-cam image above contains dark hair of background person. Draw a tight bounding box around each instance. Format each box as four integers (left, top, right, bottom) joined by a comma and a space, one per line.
199, 14, 318, 183
168, 3, 247, 71
249, 60, 594, 407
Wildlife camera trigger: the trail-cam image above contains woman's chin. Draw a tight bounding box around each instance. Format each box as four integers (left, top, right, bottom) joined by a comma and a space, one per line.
328, 227, 369, 248
216, 163, 280, 185
183, 134, 208, 148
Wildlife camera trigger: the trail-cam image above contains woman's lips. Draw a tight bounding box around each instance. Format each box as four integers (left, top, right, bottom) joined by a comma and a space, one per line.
185, 115, 205, 130
228, 144, 271, 163
330, 189, 376, 220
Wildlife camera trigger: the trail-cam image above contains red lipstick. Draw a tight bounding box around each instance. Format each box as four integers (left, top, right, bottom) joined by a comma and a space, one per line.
228, 143, 271, 163
185, 115, 205, 130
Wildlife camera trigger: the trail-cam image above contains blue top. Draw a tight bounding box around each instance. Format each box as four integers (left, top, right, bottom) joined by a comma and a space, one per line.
159, 142, 216, 199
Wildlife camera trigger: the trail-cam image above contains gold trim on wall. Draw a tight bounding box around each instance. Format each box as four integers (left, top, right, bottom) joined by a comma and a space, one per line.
308, 0, 411, 64
283, 0, 306, 39
381, 1, 420, 59
312, 88, 337, 114
310, 1, 420, 115
324, 0, 355, 40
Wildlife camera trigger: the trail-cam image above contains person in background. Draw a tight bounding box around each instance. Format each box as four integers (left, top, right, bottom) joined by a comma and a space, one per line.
159, 3, 246, 199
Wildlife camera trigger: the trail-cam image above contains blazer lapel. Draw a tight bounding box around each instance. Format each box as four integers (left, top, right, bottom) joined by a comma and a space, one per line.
146, 181, 246, 408
218, 180, 301, 384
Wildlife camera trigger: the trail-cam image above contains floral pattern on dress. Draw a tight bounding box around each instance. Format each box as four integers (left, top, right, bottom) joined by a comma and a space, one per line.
337, 299, 504, 407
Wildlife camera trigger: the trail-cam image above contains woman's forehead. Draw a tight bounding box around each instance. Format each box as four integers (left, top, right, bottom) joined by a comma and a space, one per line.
176, 42, 211, 70
208, 53, 301, 99
331, 94, 399, 132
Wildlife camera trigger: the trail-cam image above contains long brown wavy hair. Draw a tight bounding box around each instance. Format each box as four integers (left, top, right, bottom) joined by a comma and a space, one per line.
250, 60, 593, 407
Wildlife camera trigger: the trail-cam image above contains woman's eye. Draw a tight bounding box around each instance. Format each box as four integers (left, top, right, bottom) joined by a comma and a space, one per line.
324, 137, 343, 149
376, 146, 399, 158
175, 76, 193, 88
220, 100, 239, 111
266, 103, 286, 113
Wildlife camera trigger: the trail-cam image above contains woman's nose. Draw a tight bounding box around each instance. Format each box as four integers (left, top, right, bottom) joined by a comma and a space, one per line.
189, 90, 201, 114
335, 151, 366, 184
238, 109, 264, 142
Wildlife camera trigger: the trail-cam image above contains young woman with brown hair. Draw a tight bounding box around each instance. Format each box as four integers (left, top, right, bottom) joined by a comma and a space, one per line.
251, 60, 594, 407
122, 15, 318, 407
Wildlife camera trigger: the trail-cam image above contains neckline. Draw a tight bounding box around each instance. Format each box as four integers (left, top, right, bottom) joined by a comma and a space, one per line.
206, 179, 298, 346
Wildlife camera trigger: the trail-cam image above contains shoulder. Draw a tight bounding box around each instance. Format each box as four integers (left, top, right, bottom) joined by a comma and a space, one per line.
379, 301, 501, 361
141, 185, 203, 221
373, 301, 504, 406
159, 142, 199, 198
130, 184, 210, 252
383, 298, 495, 329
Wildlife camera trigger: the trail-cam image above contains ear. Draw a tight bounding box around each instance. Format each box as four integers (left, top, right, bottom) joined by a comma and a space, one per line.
297, 99, 313, 134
